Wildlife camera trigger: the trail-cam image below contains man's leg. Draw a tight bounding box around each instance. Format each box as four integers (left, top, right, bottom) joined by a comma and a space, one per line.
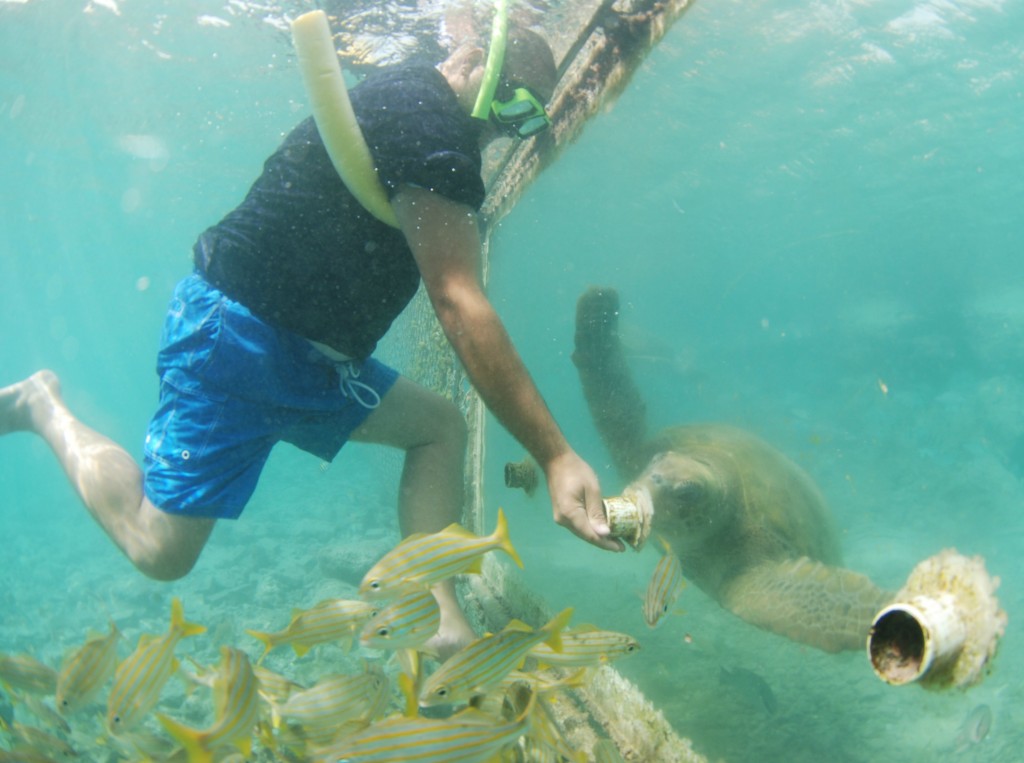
1, 370, 213, 580
351, 376, 474, 657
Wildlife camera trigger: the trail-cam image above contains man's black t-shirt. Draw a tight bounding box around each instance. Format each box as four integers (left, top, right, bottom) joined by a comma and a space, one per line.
195, 64, 485, 359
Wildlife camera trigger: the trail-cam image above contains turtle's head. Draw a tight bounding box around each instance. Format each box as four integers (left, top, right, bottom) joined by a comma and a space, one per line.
635, 451, 733, 547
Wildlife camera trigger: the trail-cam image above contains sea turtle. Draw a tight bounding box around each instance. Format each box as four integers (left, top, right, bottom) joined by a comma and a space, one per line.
570, 287, 892, 652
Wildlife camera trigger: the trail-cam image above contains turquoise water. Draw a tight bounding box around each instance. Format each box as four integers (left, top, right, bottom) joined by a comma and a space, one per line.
2, 0, 1022, 761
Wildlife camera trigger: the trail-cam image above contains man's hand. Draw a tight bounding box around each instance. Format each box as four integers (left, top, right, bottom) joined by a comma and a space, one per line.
545, 450, 624, 552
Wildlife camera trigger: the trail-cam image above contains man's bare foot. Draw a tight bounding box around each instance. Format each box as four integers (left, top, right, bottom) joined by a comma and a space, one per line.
425, 611, 477, 663
425, 581, 478, 662
0, 370, 62, 436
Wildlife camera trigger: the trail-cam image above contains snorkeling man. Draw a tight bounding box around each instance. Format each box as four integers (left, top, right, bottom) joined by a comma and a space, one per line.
0, 23, 621, 657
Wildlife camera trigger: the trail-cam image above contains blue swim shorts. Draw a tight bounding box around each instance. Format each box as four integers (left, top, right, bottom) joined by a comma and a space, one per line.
143, 273, 399, 519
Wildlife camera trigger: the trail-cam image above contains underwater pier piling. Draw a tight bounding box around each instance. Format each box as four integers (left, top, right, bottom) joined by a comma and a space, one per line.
398, 0, 704, 758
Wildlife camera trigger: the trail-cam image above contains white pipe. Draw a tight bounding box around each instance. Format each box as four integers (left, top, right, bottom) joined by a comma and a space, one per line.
868, 595, 967, 686
866, 549, 1006, 690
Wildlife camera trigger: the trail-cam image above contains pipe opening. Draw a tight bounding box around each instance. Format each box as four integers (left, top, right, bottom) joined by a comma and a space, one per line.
869, 607, 926, 684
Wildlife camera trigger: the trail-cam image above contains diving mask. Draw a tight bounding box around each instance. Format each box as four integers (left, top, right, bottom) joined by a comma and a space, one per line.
471, 0, 551, 140
490, 86, 550, 138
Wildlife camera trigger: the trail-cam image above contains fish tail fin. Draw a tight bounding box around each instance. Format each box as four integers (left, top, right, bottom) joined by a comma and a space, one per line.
257, 719, 278, 752
234, 736, 254, 758
541, 607, 574, 653
156, 712, 212, 763
493, 508, 524, 568
244, 630, 275, 662
169, 598, 207, 639
564, 667, 591, 689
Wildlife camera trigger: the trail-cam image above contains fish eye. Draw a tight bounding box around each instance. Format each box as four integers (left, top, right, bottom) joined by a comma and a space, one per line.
436, 686, 448, 697
369, 581, 380, 590
377, 627, 390, 637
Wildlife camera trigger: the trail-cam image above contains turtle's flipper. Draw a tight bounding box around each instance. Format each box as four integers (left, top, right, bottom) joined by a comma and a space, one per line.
572, 287, 649, 480
721, 558, 893, 653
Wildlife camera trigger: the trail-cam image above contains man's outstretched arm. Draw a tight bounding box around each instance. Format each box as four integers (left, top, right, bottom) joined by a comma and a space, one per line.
392, 185, 621, 552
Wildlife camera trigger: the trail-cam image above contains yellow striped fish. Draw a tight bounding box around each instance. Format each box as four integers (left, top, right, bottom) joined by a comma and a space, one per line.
498, 667, 589, 697
523, 694, 587, 763
9, 722, 77, 760
0, 653, 58, 695
475, 680, 580, 763
56, 620, 121, 714
275, 666, 389, 743
288, 718, 371, 758
157, 646, 261, 763
107, 727, 178, 762
419, 608, 572, 708
22, 694, 70, 734
0, 750, 63, 763
106, 597, 206, 734
529, 625, 640, 668
359, 508, 523, 600
642, 535, 686, 627
311, 703, 531, 763
246, 598, 377, 660
253, 664, 305, 706
359, 590, 441, 651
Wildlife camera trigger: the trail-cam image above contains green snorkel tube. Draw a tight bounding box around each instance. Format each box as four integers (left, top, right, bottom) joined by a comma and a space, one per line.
472, 0, 509, 121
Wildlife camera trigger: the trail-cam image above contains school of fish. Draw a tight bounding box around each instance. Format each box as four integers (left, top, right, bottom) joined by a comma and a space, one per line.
0, 508, 674, 762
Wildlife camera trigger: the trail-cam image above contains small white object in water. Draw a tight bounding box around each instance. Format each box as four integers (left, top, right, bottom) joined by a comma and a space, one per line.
197, 15, 231, 28
117, 134, 169, 163
86, 0, 120, 16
